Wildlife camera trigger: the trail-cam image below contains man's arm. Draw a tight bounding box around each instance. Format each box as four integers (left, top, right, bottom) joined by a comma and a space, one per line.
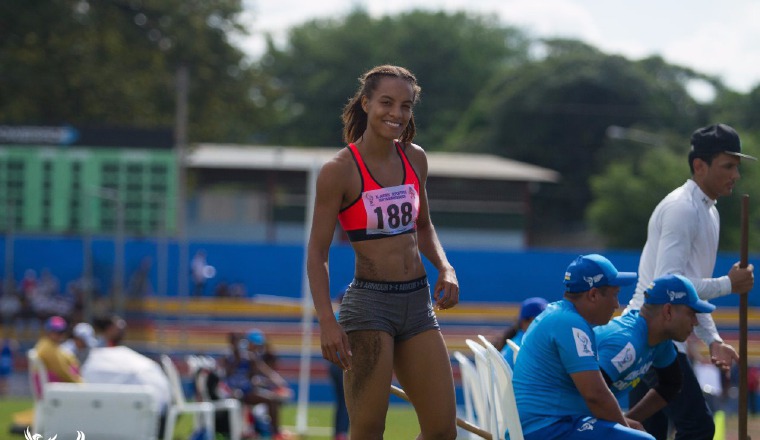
693, 313, 737, 373
571, 370, 636, 428
654, 202, 730, 300
625, 358, 682, 422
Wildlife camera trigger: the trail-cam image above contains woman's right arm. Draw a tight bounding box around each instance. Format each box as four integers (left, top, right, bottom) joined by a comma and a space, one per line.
307, 158, 352, 370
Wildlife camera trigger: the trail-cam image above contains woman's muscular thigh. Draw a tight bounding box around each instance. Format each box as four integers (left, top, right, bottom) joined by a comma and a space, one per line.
345, 330, 392, 397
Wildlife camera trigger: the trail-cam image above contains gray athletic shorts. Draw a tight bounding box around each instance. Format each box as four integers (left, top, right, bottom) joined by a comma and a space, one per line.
338, 276, 440, 341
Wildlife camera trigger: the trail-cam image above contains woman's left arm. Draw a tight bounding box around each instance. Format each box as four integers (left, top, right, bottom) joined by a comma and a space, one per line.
409, 144, 459, 310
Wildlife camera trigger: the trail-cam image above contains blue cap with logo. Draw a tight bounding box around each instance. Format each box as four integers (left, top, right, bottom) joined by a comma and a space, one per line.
644, 274, 715, 313
563, 254, 637, 293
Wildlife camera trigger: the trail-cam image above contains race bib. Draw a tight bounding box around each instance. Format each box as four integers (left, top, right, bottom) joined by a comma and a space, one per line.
362, 183, 419, 236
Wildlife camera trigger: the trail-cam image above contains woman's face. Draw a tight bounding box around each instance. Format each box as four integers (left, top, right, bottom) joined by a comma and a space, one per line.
361, 76, 415, 141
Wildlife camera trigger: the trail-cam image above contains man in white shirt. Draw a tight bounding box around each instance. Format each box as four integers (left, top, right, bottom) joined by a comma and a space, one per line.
625, 123, 755, 440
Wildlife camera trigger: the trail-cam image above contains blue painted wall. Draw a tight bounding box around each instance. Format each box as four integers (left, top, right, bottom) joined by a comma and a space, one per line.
0, 236, 754, 308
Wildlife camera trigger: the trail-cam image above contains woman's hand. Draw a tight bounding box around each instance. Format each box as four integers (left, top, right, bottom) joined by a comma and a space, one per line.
433, 266, 459, 310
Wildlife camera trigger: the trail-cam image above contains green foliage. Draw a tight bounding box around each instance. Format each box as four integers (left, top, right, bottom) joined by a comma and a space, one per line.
4, 2, 760, 249
588, 146, 685, 249
0, 0, 275, 143
254, 8, 530, 147
445, 42, 708, 232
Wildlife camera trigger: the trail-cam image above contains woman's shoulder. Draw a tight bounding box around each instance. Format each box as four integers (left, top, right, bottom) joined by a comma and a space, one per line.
401, 141, 426, 156
400, 142, 428, 175
320, 147, 356, 175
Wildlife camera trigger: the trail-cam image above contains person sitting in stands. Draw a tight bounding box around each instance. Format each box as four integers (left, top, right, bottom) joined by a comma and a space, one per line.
496, 296, 548, 368
61, 322, 98, 365
220, 330, 293, 440
34, 316, 81, 383
94, 314, 127, 347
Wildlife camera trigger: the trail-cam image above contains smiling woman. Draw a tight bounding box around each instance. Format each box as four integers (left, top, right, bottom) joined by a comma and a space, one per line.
306, 64, 460, 439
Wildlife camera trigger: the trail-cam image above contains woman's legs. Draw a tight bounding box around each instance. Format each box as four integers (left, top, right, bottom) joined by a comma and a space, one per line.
344, 330, 395, 440
328, 362, 349, 437
394, 329, 457, 440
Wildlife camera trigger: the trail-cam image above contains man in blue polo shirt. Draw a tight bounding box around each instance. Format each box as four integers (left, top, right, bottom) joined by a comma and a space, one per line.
596, 274, 715, 424
512, 254, 653, 440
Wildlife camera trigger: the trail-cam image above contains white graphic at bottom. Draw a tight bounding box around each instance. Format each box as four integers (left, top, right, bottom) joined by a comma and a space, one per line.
25, 426, 85, 440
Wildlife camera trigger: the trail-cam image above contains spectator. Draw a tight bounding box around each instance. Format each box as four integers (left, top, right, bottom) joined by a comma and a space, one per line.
0, 337, 17, 396
19, 269, 38, 298
33, 316, 81, 383
0, 287, 21, 325
94, 315, 127, 347
595, 274, 714, 423
127, 256, 154, 298
512, 254, 651, 440
220, 330, 293, 440
495, 296, 548, 369
214, 281, 230, 298
61, 322, 98, 365
191, 250, 215, 297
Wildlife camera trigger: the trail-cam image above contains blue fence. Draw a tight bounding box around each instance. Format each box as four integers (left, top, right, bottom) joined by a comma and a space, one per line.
0, 235, 755, 308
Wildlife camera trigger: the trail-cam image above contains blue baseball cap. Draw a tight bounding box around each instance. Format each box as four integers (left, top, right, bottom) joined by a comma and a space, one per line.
563, 254, 637, 293
246, 328, 266, 345
519, 297, 548, 321
644, 274, 715, 313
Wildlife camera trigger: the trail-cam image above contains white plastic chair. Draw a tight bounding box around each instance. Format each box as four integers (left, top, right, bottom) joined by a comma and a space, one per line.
479, 335, 524, 440
465, 339, 499, 439
505, 339, 521, 364
160, 354, 215, 440
454, 350, 489, 440
42, 382, 159, 440
27, 349, 49, 434
190, 355, 243, 440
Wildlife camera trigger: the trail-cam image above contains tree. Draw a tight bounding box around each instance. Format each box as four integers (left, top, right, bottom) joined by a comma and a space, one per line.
253, 8, 530, 147
445, 39, 711, 238
588, 130, 760, 251
0, 0, 275, 143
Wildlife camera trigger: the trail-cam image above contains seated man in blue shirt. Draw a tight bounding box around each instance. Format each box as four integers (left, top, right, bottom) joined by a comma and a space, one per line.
596, 274, 714, 424
512, 254, 653, 440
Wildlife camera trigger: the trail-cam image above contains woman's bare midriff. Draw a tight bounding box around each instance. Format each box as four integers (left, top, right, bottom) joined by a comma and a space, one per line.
351, 233, 427, 281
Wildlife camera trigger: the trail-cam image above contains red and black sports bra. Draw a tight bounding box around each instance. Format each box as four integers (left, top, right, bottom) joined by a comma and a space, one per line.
337, 142, 421, 242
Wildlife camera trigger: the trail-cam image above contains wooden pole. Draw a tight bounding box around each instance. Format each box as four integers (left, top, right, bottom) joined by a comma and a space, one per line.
390, 385, 492, 440
739, 194, 750, 440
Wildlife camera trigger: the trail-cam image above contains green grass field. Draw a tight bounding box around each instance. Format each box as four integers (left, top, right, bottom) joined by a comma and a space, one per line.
6, 397, 760, 439
0, 398, 421, 439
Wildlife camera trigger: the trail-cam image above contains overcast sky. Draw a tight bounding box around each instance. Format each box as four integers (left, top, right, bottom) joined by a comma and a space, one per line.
232, 0, 760, 94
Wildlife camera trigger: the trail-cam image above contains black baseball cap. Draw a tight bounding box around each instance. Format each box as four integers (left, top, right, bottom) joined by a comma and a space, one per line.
690, 123, 757, 161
